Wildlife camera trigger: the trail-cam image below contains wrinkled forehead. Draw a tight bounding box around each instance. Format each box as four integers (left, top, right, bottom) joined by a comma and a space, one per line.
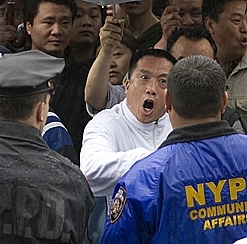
132, 56, 173, 76
222, 0, 247, 13
137, 55, 173, 66
171, 36, 215, 59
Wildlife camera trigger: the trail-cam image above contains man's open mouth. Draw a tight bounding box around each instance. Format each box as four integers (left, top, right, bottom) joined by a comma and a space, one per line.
143, 99, 154, 112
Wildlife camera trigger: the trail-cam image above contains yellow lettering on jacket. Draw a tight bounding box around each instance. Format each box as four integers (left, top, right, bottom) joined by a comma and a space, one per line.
185, 177, 247, 207
206, 180, 226, 203
229, 178, 246, 200
185, 184, 205, 208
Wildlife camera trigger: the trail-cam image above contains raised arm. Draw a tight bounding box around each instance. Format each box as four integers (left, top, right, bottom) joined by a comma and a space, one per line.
85, 16, 123, 111
154, 6, 181, 50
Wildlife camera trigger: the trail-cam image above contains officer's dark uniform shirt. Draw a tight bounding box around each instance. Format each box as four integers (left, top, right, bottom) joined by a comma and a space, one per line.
0, 120, 94, 243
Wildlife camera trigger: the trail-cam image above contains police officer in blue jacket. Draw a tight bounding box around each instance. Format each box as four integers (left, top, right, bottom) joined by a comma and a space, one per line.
100, 55, 247, 244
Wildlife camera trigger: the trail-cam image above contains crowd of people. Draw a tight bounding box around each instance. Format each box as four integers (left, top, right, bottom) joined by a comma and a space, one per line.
0, 0, 247, 243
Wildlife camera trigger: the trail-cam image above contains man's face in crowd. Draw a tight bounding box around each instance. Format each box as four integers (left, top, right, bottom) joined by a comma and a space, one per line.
170, 36, 215, 60
120, 0, 153, 17
108, 44, 132, 85
205, 0, 247, 61
70, 1, 102, 48
26, 2, 72, 57
0, 0, 23, 27
169, 0, 203, 27
125, 55, 173, 124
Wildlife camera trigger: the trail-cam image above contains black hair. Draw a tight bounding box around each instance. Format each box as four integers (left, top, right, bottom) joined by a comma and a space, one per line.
202, 0, 230, 23
23, 0, 77, 26
167, 26, 217, 58
128, 48, 177, 79
167, 55, 226, 119
0, 92, 48, 121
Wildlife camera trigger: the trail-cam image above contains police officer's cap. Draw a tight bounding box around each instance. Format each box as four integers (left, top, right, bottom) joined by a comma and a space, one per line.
0, 50, 65, 97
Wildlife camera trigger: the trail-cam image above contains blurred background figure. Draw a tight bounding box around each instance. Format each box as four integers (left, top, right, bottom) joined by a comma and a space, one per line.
202, 0, 247, 133
155, 0, 203, 50
69, 0, 106, 63
119, 0, 162, 50
0, 0, 28, 52
167, 26, 215, 59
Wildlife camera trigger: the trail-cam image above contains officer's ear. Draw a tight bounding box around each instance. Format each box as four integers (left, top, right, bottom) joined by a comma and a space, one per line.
221, 91, 228, 114
36, 93, 50, 132
36, 102, 43, 122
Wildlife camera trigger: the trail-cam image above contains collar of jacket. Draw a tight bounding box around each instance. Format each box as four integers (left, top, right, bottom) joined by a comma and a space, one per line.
0, 120, 47, 148
122, 98, 171, 131
159, 120, 237, 148
229, 49, 247, 77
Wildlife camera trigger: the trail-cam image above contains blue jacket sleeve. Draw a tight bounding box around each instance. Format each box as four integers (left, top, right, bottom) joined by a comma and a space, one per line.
42, 111, 79, 166
99, 178, 157, 243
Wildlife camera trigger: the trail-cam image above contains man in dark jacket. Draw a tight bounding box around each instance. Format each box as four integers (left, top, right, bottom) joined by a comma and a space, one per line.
0, 50, 94, 243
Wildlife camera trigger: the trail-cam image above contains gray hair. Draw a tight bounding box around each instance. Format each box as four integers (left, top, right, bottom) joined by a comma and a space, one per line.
167, 55, 226, 119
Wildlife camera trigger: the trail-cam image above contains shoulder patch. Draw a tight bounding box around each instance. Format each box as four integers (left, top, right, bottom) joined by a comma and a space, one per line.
110, 186, 127, 223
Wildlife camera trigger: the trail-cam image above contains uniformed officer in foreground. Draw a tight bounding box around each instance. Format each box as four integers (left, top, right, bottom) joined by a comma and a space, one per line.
0, 50, 94, 243
100, 55, 247, 244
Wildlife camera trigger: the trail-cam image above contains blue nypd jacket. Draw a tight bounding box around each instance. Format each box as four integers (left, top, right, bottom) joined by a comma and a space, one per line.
100, 121, 247, 244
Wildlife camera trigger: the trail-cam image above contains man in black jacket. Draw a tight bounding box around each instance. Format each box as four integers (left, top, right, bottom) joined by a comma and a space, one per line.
0, 50, 94, 243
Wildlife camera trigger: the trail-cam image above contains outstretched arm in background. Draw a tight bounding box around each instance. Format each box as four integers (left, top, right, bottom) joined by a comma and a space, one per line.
84, 16, 123, 111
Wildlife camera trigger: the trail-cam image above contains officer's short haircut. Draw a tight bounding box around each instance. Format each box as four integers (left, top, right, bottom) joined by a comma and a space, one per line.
167, 55, 226, 119
0, 92, 48, 121
128, 48, 177, 79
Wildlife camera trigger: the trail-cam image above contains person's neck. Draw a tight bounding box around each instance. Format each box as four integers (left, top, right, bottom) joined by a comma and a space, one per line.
31, 46, 64, 58
216, 51, 243, 76
170, 113, 221, 130
18, 117, 42, 132
127, 12, 159, 38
